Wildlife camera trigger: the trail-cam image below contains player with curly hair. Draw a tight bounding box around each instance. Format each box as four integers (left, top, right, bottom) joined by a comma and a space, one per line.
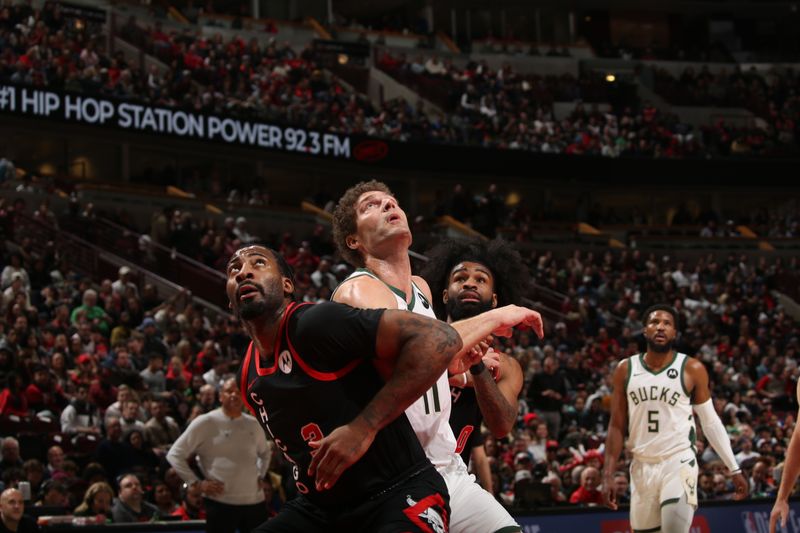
421, 238, 528, 494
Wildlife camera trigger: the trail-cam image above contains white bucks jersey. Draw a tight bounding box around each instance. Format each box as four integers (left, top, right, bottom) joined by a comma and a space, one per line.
626, 352, 696, 460
334, 269, 458, 469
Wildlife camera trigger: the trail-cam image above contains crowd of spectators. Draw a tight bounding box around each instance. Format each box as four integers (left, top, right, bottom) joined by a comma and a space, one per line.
377, 52, 704, 156
2, 179, 800, 525
655, 66, 799, 155
1, 2, 797, 160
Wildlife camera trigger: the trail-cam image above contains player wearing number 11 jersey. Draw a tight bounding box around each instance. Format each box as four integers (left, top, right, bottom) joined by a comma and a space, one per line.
332, 181, 543, 533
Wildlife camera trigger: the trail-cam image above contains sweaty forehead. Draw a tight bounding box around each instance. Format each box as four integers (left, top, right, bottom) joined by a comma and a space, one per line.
229, 246, 271, 264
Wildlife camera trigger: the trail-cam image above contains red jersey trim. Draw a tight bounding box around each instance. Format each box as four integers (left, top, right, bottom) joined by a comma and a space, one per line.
240, 343, 256, 416
253, 301, 305, 377
282, 303, 363, 381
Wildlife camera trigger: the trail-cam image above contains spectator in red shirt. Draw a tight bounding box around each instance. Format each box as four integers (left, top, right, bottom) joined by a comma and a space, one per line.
171, 482, 205, 521
24, 364, 68, 416
0, 372, 28, 417
569, 466, 603, 505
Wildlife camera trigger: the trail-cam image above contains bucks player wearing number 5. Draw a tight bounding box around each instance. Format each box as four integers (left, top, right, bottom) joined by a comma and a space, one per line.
420, 238, 527, 495
333, 181, 543, 533
603, 304, 749, 533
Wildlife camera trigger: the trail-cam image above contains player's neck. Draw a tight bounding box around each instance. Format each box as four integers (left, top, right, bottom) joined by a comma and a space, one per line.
244, 300, 290, 357
643, 349, 675, 371
363, 253, 413, 300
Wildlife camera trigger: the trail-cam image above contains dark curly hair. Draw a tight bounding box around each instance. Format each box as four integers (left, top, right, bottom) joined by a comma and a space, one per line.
332, 180, 393, 267
420, 238, 529, 320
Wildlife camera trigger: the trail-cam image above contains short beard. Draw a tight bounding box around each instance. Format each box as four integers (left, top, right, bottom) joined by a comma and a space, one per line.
646, 339, 674, 354
238, 299, 269, 321
446, 297, 493, 321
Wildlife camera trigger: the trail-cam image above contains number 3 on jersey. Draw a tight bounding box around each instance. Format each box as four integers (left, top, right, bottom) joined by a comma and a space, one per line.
423, 385, 441, 414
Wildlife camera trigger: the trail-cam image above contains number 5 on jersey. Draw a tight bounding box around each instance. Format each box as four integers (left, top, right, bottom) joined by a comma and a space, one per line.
648, 410, 659, 432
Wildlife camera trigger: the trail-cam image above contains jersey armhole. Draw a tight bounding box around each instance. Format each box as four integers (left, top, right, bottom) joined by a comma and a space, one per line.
679, 354, 691, 397
624, 356, 634, 391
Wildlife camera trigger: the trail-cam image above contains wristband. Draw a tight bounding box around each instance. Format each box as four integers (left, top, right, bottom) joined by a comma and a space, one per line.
470, 361, 486, 375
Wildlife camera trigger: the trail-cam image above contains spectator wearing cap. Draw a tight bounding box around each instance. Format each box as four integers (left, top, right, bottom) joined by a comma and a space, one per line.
232, 217, 258, 244
1, 253, 30, 291
69, 353, 97, 388
136, 317, 164, 353
569, 466, 602, 505
60, 383, 101, 436
111, 267, 138, 298
70, 289, 111, 336
1, 272, 30, 313
24, 365, 68, 416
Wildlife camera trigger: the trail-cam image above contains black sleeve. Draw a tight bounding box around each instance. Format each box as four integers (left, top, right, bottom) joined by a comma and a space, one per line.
289, 302, 386, 372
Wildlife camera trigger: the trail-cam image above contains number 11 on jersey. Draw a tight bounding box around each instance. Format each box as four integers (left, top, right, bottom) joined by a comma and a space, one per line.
423, 385, 441, 414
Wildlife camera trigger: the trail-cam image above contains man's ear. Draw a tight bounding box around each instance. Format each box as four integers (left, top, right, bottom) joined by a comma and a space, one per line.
442, 289, 449, 304
491, 293, 498, 309
283, 276, 295, 297
346, 234, 359, 250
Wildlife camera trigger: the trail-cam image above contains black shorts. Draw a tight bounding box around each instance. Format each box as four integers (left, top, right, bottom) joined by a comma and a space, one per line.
253, 465, 450, 533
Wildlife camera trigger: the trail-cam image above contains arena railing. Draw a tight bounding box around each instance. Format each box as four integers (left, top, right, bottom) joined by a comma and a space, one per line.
10, 211, 231, 318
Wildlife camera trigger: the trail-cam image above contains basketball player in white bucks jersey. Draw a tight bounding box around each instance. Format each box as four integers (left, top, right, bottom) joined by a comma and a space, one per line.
603, 304, 748, 533
331, 180, 543, 533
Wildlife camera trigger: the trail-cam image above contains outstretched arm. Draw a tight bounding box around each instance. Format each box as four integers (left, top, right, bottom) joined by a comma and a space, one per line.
308, 309, 462, 490
688, 358, 748, 500
603, 360, 628, 510
770, 384, 800, 532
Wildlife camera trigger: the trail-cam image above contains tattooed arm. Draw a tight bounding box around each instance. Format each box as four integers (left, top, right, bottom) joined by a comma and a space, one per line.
308, 309, 461, 490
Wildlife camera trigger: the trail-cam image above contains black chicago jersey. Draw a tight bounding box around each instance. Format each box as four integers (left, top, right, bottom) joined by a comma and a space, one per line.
449, 384, 484, 465
238, 301, 430, 511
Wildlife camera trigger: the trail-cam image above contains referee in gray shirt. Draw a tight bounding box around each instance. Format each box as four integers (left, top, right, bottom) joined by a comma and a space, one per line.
168, 378, 271, 532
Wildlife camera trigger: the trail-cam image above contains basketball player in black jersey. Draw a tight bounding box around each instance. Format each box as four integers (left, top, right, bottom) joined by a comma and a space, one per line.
228, 245, 540, 532
422, 239, 528, 494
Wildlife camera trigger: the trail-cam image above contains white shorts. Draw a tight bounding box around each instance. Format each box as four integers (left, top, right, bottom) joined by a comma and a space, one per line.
630, 450, 699, 531
440, 456, 519, 533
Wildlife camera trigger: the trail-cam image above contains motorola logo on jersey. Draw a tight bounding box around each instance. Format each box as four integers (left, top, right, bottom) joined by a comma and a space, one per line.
667, 368, 678, 379
279, 350, 293, 374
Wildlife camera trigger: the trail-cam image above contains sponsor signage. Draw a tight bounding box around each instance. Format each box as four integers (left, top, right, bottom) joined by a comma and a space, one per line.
0, 84, 352, 160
